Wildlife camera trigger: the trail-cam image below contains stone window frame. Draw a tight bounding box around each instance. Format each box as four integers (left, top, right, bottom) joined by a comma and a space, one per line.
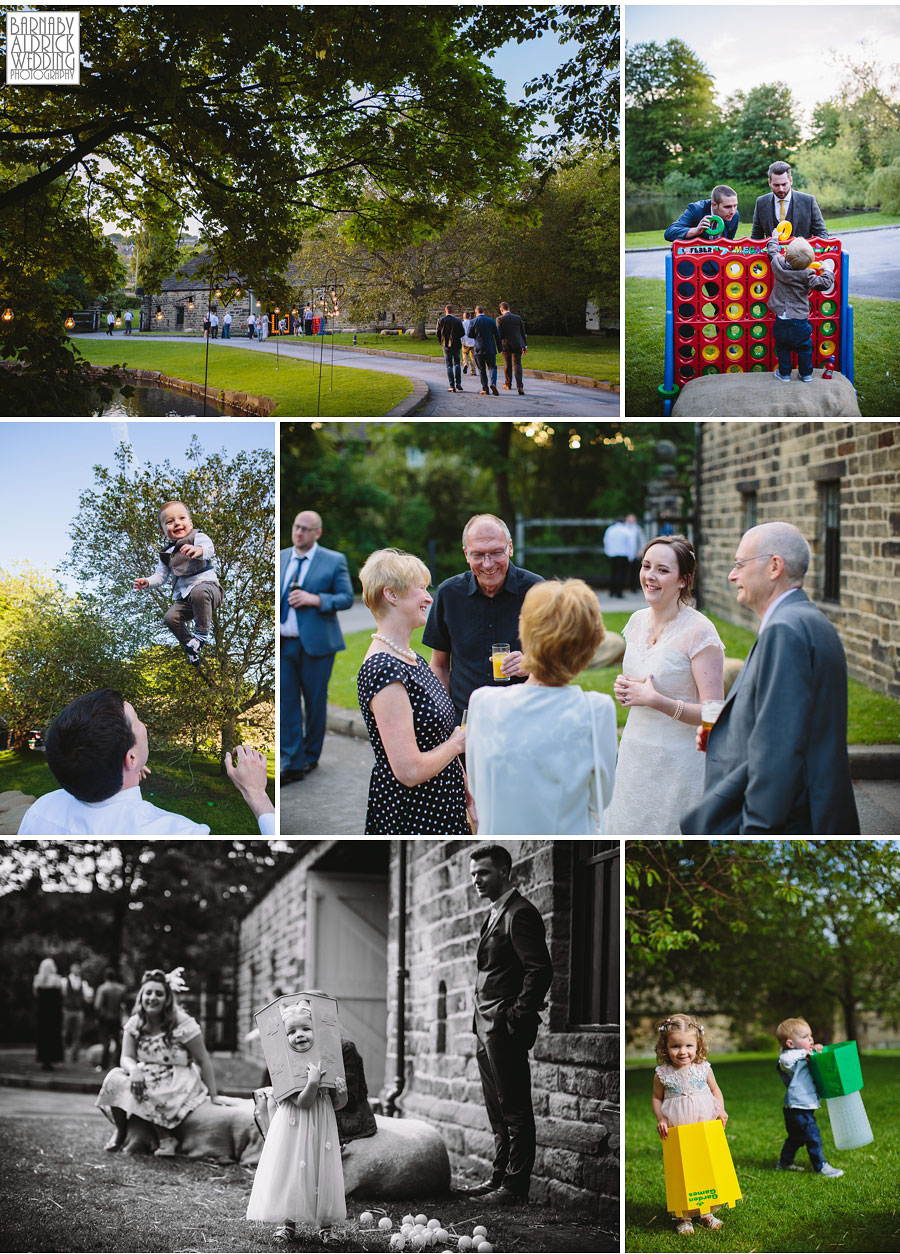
736, 479, 759, 531
568, 840, 618, 1032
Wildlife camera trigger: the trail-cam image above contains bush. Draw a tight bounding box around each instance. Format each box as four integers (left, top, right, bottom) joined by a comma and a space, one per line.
867, 157, 900, 214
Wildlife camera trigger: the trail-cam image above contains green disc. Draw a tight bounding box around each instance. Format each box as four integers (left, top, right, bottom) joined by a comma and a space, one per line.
751, 343, 767, 359
750, 323, 767, 339
702, 365, 719, 375
750, 363, 766, 372
821, 299, 837, 315
726, 324, 744, 340
750, 302, 768, 318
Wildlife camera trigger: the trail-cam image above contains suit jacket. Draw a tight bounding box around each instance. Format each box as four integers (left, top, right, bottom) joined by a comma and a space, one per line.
681, 589, 859, 835
664, 199, 741, 243
497, 311, 527, 352
751, 191, 829, 240
470, 314, 502, 354
473, 889, 553, 1046
435, 313, 464, 350
279, 544, 353, 657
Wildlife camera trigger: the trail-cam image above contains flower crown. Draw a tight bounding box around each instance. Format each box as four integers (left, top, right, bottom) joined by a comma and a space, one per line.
142, 966, 189, 994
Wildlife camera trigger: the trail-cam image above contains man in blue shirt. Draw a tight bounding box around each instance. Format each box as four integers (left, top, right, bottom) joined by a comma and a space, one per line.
664, 185, 740, 242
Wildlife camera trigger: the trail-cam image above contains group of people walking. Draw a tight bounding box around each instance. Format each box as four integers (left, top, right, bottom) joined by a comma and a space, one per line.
281, 510, 859, 836
435, 302, 528, 396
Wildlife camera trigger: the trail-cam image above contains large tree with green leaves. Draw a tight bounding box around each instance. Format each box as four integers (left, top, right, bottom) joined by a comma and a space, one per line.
712, 83, 802, 186
62, 436, 274, 762
624, 39, 719, 186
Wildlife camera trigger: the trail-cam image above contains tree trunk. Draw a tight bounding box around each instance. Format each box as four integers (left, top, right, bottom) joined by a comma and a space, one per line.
220, 719, 237, 774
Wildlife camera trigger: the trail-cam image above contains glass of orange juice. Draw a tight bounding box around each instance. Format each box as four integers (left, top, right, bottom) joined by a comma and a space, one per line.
492, 643, 511, 682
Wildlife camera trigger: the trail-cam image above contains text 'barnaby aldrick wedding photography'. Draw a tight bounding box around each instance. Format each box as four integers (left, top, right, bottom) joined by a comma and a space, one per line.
5, 11, 79, 84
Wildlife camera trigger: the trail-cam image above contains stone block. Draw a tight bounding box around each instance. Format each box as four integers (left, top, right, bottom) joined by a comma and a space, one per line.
342, 1114, 451, 1198
0, 791, 35, 835
548, 1092, 581, 1121
672, 372, 861, 418
588, 631, 625, 669
723, 657, 743, 696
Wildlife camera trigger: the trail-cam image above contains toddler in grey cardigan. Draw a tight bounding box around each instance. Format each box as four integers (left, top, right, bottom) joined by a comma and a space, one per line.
134, 501, 222, 665
766, 236, 835, 383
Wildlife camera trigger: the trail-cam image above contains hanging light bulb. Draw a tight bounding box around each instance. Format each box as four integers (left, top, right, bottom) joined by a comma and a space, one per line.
64, 314, 75, 330
115, 315, 122, 327
155, 307, 163, 321
188, 296, 195, 310
1, 307, 12, 322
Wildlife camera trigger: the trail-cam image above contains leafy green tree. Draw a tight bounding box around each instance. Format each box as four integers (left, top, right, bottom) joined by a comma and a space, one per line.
867, 156, 900, 213
624, 40, 719, 186
712, 83, 802, 186
63, 437, 274, 763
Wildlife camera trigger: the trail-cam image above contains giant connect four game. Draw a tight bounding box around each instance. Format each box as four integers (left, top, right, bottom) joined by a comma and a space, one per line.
660, 235, 854, 414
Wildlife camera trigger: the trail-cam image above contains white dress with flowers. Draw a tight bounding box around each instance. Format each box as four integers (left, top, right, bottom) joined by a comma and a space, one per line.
246, 1086, 346, 1227
96, 1009, 208, 1129
656, 1060, 719, 1127
604, 606, 724, 835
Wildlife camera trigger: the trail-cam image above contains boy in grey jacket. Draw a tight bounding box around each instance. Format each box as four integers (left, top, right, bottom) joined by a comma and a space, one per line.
775, 1016, 843, 1177
766, 237, 834, 383
135, 500, 222, 665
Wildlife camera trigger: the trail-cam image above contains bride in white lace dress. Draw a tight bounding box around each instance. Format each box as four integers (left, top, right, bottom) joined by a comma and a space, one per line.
604, 536, 724, 835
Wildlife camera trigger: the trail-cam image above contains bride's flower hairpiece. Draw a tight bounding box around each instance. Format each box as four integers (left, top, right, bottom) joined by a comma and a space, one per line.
141, 967, 189, 994
659, 1018, 704, 1034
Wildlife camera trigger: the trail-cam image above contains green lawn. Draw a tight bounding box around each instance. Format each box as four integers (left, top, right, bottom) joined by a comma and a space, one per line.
625, 213, 900, 250
625, 1053, 899, 1252
0, 747, 275, 836
73, 339, 412, 417
624, 277, 900, 418
323, 332, 619, 384
328, 614, 899, 743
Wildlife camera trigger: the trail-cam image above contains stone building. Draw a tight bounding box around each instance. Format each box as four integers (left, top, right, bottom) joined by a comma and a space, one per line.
696, 421, 900, 699
237, 839, 618, 1215
140, 255, 254, 335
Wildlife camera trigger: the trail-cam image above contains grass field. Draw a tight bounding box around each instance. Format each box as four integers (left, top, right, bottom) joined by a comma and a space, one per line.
0, 1112, 609, 1253
74, 339, 412, 417
327, 615, 900, 743
0, 747, 275, 836
624, 213, 900, 250
623, 277, 900, 418
624, 1052, 900, 1253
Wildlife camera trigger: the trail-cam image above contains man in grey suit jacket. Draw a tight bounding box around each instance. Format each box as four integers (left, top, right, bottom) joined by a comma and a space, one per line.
751, 162, 829, 240
280, 510, 353, 786
681, 522, 859, 835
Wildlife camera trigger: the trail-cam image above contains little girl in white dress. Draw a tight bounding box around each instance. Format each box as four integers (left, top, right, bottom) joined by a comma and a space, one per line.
652, 1013, 729, 1237
247, 1002, 348, 1241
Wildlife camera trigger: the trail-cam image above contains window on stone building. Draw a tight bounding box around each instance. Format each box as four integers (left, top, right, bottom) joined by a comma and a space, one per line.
570, 841, 618, 1029
436, 980, 447, 1054
175, 306, 185, 328
821, 480, 841, 601
743, 491, 757, 530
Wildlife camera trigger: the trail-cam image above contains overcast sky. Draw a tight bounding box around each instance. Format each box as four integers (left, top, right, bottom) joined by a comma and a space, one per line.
625, 4, 900, 135
0, 420, 273, 591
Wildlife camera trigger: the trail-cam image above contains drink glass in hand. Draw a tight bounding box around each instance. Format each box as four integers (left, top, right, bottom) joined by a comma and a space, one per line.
492, 643, 511, 682
699, 699, 726, 752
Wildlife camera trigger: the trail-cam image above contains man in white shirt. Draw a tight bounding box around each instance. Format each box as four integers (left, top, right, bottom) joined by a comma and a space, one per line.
603, 517, 633, 598
18, 689, 274, 835
682, 522, 859, 834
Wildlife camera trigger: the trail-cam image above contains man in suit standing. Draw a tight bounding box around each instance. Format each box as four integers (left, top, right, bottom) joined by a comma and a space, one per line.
681, 521, 859, 835
470, 305, 503, 396
467, 843, 553, 1205
497, 301, 527, 395
751, 162, 829, 240
280, 510, 354, 786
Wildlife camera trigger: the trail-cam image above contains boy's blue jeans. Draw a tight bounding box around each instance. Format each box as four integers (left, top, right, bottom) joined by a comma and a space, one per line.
774, 316, 814, 378
780, 1106, 826, 1171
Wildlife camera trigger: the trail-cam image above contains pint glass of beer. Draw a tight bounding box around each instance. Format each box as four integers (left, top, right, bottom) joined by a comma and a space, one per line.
492, 643, 511, 682
699, 699, 726, 751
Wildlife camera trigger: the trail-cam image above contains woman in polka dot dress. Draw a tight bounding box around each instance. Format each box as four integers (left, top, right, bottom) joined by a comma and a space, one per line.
357, 549, 468, 835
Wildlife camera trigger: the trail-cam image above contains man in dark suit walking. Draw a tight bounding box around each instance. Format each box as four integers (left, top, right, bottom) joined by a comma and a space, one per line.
280, 510, 354, 786
497, 301, 527, 395
751, 162, 829, 240
436, 303, 465, 393
470, 305, 503, 396
681, 521, 859, 835
466, 843, 553, 1204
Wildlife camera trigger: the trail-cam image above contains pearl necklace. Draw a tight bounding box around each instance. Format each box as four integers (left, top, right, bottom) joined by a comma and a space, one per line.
372, 633, 417, 663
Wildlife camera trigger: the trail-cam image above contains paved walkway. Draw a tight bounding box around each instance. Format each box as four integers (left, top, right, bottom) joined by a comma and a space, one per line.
625, 226, 900, 300
74, 333, 620, 417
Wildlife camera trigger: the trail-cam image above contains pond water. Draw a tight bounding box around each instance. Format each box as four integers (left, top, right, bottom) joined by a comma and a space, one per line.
90, 385, 244, 416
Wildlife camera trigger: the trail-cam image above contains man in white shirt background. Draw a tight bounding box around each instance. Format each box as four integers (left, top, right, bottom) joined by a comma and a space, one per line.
18, 688, 274, 835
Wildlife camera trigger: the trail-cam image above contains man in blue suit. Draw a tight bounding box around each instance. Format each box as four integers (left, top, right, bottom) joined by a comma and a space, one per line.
664, 185, 740, 242
280, 510, 353, 786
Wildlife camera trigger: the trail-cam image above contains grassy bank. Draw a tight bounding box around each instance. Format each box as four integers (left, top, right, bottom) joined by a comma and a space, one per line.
328, 616, 899, 743
0, 747, 275, 836
625, 212, 900, 250
74, 339, 412, 417
624, 277, 900, 417
625, 1053, 898, 1253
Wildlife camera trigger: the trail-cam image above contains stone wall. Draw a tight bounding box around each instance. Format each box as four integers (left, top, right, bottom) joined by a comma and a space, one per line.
389, 840, 617, 1213
698, 421, 900, 698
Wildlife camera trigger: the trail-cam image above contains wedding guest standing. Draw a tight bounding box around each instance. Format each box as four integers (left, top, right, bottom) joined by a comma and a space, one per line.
604, 535, 724, 835
357, 549, 467, 835
33, 958, 64, 1071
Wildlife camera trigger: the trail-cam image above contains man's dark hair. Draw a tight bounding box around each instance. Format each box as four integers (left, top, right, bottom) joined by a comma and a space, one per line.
45, 689, 136, 803
469, 844, 513, 873
499, 301, 510, 311
768, 161, 792, 178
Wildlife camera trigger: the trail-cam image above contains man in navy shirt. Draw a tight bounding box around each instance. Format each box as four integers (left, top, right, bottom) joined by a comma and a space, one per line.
423, 515, 543, 720
664, 185, 740, 242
